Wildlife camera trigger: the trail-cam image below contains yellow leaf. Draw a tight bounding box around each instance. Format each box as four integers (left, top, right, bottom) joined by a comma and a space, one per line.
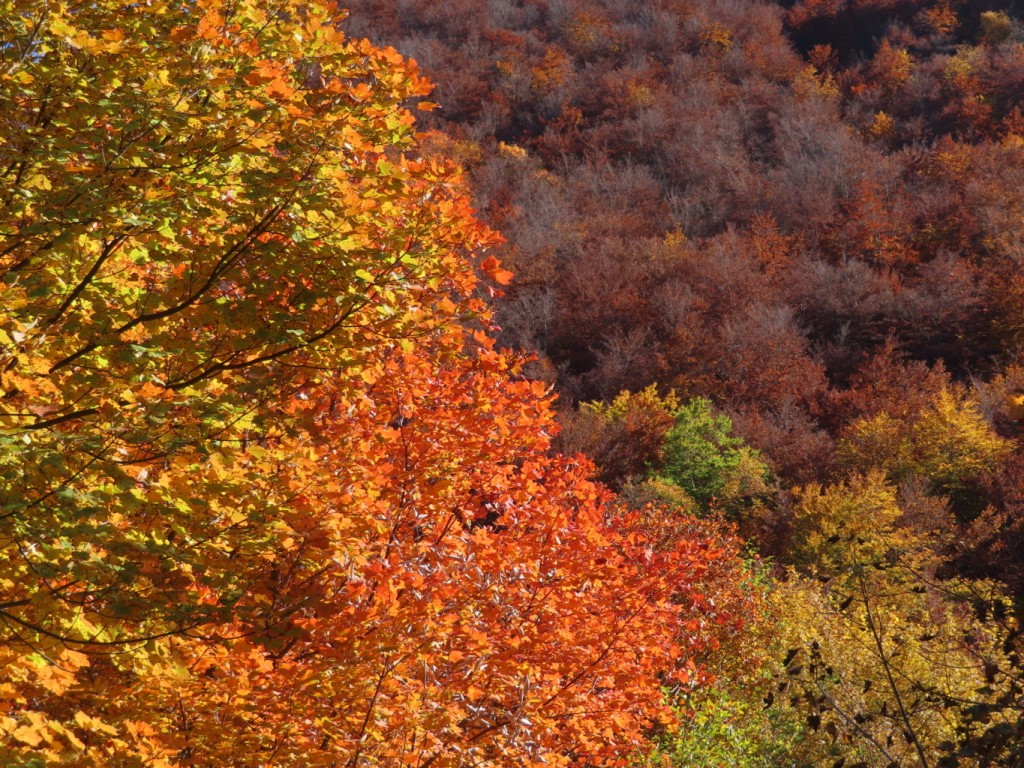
12, 723, 44, 747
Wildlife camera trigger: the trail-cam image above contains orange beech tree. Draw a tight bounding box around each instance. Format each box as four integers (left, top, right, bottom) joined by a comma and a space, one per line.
0, 0, 746, 764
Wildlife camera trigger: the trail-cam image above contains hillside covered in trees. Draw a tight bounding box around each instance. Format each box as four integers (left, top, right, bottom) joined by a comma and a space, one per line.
0, 0, 1022, 766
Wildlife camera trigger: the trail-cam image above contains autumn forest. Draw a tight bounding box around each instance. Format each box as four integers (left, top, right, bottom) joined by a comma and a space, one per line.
1, 0, 1023, 765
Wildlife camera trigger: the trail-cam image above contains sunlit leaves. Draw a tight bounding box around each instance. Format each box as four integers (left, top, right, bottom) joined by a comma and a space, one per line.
0, 1, 740, 765
773, 474, 1019, 767
839, 387, 1012, 497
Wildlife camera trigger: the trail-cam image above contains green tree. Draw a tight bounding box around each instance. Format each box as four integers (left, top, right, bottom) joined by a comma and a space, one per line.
659, 398, 770, 508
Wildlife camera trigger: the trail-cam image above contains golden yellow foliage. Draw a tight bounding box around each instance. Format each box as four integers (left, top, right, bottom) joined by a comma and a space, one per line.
839, 387, 1011, 491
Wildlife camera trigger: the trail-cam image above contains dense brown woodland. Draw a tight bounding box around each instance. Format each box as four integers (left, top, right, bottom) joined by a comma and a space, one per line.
0, 0, 1022, 765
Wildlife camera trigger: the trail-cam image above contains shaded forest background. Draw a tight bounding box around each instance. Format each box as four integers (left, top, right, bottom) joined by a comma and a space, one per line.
344, 0, 1024, 585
